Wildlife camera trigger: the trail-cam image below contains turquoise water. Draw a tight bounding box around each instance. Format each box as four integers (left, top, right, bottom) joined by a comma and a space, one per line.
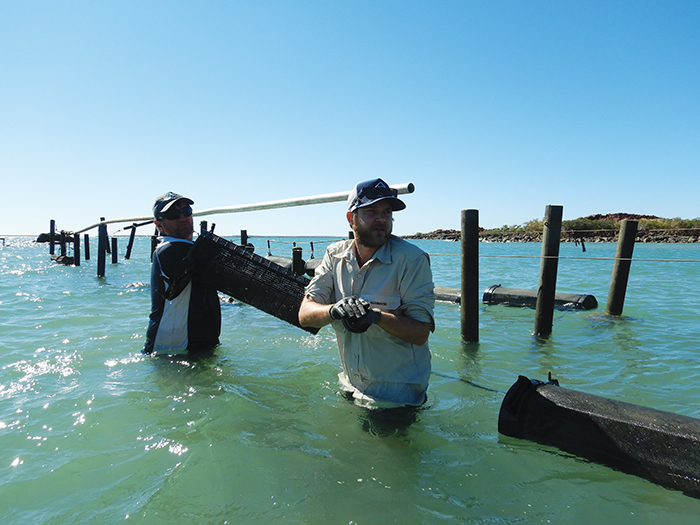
2, 236, 700, 524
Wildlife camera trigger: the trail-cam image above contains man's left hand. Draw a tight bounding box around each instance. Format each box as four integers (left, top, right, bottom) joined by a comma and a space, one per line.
341, 307, 382, 333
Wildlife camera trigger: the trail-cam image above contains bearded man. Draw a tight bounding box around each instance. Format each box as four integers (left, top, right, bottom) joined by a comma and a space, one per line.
299, 179, 435, 408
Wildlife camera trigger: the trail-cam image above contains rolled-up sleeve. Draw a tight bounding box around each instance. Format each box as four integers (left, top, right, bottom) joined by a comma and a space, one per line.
398, 252, 435, 331
305, 249, 337, 304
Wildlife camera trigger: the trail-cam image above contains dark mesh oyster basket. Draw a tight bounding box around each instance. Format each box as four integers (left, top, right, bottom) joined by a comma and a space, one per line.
192, 230, 319, 334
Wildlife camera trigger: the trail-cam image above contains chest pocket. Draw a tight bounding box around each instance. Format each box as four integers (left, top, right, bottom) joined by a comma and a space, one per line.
362, 293, 401, 312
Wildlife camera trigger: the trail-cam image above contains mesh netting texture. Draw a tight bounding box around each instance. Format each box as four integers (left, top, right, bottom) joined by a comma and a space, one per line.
192, 231, 319, 334
499, 375, 700, 498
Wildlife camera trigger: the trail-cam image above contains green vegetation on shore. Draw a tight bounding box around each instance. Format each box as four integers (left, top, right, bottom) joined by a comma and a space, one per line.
488, 216, 700, 234
408, 214, 700, 242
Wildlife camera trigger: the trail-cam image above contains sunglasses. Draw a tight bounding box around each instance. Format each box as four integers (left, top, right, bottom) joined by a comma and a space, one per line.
360, 186, 397, 200
158, 205, 193, 221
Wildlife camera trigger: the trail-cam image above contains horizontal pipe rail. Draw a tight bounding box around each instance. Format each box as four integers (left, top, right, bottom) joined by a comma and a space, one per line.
73, 183, 415, 234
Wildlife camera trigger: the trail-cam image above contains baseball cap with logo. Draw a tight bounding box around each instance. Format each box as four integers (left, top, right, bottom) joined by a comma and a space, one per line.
347, 178, 405, 213
153, 192, 194, 219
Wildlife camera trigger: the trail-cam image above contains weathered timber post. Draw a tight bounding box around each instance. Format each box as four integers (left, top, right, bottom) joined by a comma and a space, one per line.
461, 209, 479, 342
125, 224, 137, 259
60, 231, 67, 257
292, 246, 304, 275
534, 205, 563, 337
73, 233, 81, 266
606, 220, 638, 316
49, 220, 56, 255
150, 227, 159, 258
97, 219, 107, 277
111, 237, 118, 264
84, 234, 90, 260
241, 230, 248, 246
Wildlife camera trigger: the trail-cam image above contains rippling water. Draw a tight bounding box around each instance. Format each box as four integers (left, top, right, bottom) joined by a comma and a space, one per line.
2, 236, 700, 523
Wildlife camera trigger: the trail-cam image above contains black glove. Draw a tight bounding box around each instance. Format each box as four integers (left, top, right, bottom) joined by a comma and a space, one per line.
164, 254, 197, 300
341, 307, 382, 333
330, 297, 381, 333
329, 296, 367, 320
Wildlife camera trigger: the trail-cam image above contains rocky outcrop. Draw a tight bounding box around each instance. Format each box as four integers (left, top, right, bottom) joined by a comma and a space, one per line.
578, 213, 662, 221
406, 228, 700, 243
407, 213, 700, 243
408, 229, 462, 241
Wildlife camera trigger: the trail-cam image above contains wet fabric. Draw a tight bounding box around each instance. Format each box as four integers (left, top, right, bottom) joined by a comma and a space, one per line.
144, 236, 221, 354
306, 236, 435, 406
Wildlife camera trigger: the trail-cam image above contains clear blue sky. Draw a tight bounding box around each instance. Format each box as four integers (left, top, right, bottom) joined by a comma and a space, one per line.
2, 1, 698, 237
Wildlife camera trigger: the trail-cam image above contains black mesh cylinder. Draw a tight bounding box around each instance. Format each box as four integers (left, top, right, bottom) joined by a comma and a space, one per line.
192, 231, 319, 335
483, 285, 597, 310
499, 375, 700, 498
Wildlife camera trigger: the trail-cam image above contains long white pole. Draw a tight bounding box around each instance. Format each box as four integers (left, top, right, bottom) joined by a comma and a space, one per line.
75, 183, 415, 234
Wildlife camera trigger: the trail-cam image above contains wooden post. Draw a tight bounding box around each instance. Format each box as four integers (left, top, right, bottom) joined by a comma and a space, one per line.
606, 220, 638, 316
84, 234, 90, 260
292, 246, 304, 275
241, 230, 248, 246
461, 209, 479, 342
534, 205, 563, 337
60, 231, 67, 257
49, 220, 56, 255
97, 219, 107, 277
111, 237, 118, 264
73, 233, 81, 266
125, 224, 137, 259
151, 226, 159, 258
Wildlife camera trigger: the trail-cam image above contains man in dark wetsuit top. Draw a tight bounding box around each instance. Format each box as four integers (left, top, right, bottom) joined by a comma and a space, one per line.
143, 192, 221, 355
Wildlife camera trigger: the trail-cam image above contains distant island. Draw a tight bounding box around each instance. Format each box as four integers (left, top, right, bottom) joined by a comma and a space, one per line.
406, 214, 700, 243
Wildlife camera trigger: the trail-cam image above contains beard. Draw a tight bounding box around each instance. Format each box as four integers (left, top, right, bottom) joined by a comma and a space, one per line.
353, 220, 391, 248
159, 218, 194, 240
172, 222, 194, 240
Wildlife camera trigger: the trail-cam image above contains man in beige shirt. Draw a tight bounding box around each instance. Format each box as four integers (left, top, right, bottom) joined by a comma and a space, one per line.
299, 179, 435, 408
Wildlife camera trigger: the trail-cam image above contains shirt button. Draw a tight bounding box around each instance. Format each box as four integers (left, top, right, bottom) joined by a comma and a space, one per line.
358, 273, 363, 279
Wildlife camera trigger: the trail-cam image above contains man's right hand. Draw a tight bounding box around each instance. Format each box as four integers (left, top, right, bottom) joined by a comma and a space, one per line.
329, 296, 368, 320
329, 297, 381, 333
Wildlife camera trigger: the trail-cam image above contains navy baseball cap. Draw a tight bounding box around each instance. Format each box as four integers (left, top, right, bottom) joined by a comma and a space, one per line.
153, 192, 194, 219
347, 178, 406, 213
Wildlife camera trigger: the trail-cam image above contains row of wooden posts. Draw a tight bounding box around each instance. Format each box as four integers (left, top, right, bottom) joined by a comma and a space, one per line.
48, 218, 147, 277
460, 206, 637, 342
49, 218, 312, 279
48, 218, 222, 277
48, 205, 637, 342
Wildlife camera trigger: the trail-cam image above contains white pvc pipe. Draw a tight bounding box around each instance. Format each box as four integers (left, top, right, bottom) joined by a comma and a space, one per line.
75, 183, 415, 234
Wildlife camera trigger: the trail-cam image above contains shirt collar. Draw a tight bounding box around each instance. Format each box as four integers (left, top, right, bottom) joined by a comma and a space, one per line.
373, 238, 393, 264
337, 237, 394, 265
162, 236, 194, 244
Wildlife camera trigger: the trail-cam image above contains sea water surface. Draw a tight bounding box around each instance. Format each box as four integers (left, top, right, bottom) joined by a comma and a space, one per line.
1, 235, 700, 524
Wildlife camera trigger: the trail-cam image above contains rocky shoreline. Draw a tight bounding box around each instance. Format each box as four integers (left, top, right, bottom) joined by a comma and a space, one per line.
405, 228, 700, 243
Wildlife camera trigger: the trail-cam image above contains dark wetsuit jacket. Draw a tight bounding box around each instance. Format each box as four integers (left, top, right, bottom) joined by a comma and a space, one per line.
144, 237, 221, 354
